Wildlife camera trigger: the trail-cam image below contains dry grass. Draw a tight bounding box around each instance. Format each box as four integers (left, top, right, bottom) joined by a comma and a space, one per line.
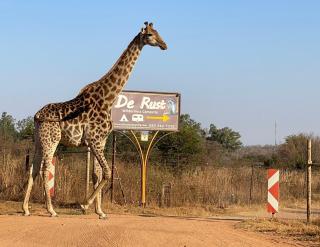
1, 145, 320, 211
237, 218, 320, 245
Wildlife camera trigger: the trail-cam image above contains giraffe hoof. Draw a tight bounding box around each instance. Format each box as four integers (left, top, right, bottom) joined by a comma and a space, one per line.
99, 214, 107, 220
80, 204, 89, 214
23, 212, 31, 216
50, 213, 58, 217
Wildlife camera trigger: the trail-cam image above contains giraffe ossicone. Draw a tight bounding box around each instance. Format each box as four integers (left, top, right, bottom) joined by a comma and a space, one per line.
22, 22, 167, 218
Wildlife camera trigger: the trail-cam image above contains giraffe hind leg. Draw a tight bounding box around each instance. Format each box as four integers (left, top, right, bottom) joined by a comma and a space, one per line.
22, 161, 41, 216
22, 136, 42, 216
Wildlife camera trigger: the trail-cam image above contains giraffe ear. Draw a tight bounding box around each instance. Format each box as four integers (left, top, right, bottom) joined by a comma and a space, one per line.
141, 27, 145, 34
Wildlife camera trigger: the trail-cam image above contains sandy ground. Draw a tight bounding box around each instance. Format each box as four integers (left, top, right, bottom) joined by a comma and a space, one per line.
0, 214, 300, 247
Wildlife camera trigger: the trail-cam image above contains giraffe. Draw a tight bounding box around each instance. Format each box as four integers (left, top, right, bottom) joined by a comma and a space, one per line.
22, 22, 167, 219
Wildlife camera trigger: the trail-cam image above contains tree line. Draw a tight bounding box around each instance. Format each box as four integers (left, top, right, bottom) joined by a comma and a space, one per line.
0, 112, 34, 141
0, 111, 317, 170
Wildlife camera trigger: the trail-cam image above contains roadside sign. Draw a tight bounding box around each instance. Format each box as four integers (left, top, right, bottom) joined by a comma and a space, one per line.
111, 91, 180, 131
267, 169, 279, 214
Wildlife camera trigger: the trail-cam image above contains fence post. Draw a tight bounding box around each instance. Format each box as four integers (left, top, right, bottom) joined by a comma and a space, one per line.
307, 139, 312, 223
25, 149, 30, 171
249, 164, 254, 206
161, 184, 165, 207
161, 183, 171, 207
110, 133, 116, 203
3, 149, 6, 168
86, 147, 91, 200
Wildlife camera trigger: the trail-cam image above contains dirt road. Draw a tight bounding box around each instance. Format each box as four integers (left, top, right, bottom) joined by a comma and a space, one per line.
0, 214, 298, 247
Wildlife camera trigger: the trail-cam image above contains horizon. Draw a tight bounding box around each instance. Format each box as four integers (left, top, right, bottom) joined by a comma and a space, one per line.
1, 1, 320, 145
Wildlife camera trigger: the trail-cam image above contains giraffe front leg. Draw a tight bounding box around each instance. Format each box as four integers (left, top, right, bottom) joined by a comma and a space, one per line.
43, 159, 58, 217
93, 157, 107, 219
81, 140, 111, 219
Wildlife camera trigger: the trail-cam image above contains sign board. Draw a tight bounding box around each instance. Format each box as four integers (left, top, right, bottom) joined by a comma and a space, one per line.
111, 91, 180, 131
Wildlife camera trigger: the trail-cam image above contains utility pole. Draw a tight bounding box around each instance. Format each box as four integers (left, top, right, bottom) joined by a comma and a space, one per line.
274, 121, 277, 146
249, 163, 254, 206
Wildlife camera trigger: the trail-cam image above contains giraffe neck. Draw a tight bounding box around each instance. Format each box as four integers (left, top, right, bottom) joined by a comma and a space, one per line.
98, 33, 143, 104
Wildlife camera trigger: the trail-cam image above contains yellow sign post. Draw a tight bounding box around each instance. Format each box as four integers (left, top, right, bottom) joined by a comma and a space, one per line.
130, 130, 159, 206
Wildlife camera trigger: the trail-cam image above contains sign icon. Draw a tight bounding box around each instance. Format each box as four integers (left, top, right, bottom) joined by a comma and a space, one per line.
132, 114, 144, 122
165, 99, 177, 114
146, 114, 169, 122
120, 114, 129, 122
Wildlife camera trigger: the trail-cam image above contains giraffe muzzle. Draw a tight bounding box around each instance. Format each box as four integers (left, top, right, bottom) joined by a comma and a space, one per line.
159, 42, 167, 50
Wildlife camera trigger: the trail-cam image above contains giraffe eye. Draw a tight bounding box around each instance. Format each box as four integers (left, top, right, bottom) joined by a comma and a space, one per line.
147, 33, 153, 37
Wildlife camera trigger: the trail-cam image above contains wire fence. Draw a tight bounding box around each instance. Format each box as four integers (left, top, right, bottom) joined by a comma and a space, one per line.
0, 147, 319, 221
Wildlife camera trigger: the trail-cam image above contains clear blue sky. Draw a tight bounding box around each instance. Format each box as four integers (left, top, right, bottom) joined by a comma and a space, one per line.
1, 1, 320, 145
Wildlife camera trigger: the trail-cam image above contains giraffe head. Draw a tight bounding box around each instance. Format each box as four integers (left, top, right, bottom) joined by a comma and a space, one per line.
140, 22, 167, 50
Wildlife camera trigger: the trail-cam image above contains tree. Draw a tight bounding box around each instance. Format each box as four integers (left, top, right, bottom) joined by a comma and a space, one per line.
16, 116, 35, 139
277, 133, 320, 169
156, 114, 205, 170
207, 124, 242, 151
0, 112, 17, 142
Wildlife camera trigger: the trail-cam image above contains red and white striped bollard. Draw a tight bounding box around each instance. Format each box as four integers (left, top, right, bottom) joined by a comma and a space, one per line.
48, 157, 56, 196
267, 169, 279, 215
